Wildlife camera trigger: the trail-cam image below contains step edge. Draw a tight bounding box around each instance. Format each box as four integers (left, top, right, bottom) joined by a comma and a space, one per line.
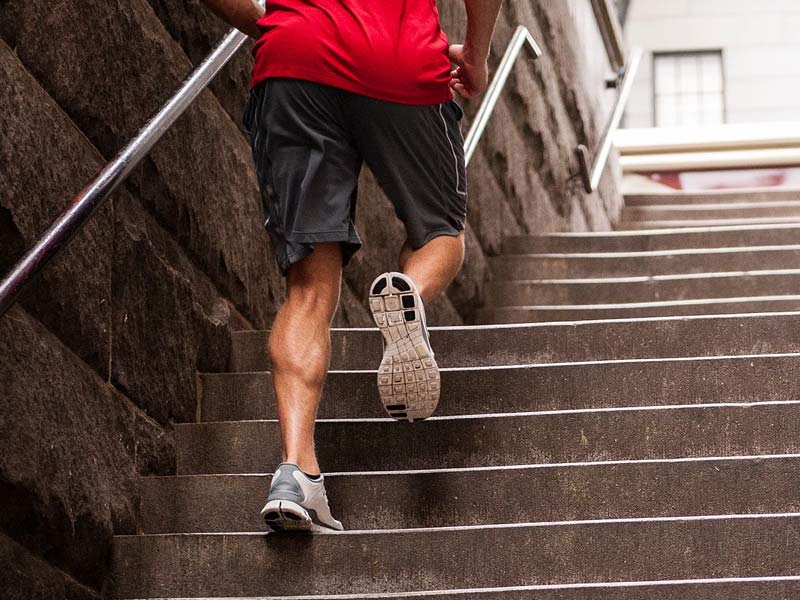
120, 574, 800, 599
115, 511, 800, 539
141, 451, 800, 480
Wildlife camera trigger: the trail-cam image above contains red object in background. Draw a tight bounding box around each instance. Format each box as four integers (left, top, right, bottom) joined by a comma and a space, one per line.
646, 168, 800, 191
250, 0, 453, 105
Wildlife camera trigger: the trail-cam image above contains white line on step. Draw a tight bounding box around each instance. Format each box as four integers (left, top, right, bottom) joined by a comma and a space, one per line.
320, 351, 800, 375
512, 244, 800, 261
138, 511, 800, 537
536, 220, 800, 236
503, 295, 800, 311
208, 575, 800, 599
319, 310, 800, 331
501, 268, 800, 285
306, 399, 800, 424
152, 452, 800, 478
324, 452, 800, 477
147, 453, 800, 480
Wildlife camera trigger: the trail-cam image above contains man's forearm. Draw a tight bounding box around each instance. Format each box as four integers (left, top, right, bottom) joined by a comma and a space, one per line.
203, 0, 265, 40
463, 0, 503, 61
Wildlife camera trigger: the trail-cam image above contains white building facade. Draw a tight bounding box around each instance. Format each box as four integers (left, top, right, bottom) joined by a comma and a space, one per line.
623, 0, 800, 128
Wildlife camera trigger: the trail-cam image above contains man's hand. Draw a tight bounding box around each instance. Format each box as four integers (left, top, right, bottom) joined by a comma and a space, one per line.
452, 0, 502, 98
449, 44, 489, 98
202, 0, 265, 40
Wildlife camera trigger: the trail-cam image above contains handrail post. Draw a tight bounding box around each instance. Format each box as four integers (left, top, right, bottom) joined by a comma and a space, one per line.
577, 46, 643, 193
463, 25, 542, 167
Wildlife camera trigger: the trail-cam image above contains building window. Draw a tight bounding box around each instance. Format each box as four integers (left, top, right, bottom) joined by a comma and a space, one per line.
653, 50, 725, 127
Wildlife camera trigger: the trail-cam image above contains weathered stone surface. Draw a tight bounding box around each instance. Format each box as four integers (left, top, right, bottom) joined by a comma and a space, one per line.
0, 533, 98, 600
111, 194, 241, 424
0, 42, 113, 375
0, 0, 284, 329
145, 0, 254, 127
0, 305, 175, 590
0, 40, 248, 425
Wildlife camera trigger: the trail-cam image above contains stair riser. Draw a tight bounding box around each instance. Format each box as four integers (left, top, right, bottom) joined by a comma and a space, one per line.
503, 226, 800, 254
487, 274, 800, 306
201, 355, 800, 421
227, 313, 800, 371
623, 206, 800, 221
489, 249, 800, 280
116, 582, 800, 600
140, 458, 800, 533
479, 299, 800, 323
625, 191, 800, 206
113, 518, 800, 597
619, 218, 800, 230
176, 403, 800, 474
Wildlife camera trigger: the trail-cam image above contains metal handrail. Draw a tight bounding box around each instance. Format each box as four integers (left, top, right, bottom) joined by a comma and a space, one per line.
576, 46, 643, 193
464, 25, 542, 166
590, 0, 626, 73
0, 27, 252, 317
0, 20, 542, 318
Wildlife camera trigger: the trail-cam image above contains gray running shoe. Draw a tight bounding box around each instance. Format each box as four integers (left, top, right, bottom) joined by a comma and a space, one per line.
368, 272, 440, 422
260, 463, 343, 533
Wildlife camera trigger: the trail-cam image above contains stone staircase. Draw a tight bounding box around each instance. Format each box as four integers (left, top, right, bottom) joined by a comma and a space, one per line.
112, 189, 800, 598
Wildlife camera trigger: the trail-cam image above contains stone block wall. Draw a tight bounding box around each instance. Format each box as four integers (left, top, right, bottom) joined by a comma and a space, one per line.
0, 0, 622, 594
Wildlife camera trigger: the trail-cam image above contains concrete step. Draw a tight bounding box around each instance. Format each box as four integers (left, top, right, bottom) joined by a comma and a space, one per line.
176, 401, 800, 474
488, 246, 800, 280
200, 354, 800, 421
486, 270, 800, 306
502, 224, 800, 254
478, 297, 800, 323
624, 189, 800, 206
622, 202, 800, 223
114, 515, 800, 597
140, 455, 800, 533
228, 312, 800, 371
618, 217, 800, 230
105, 578, 800, 599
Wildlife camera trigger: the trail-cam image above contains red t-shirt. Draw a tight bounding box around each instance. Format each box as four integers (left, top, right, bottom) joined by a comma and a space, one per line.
251, 0, 453, 105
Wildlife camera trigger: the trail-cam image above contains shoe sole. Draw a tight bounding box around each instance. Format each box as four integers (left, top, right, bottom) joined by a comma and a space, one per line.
261, 499, 312, 534
368, 272, 440, 422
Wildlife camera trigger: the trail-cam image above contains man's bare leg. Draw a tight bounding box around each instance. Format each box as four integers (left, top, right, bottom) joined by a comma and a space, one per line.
399, 232, 466, 303
268, 243, 342, 476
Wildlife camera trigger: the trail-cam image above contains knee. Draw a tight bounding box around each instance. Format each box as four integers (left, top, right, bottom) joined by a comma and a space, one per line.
284, 280, 340, 324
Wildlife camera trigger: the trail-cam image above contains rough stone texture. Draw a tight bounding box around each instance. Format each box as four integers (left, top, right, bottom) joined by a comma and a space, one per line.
0, 0, 284, 328
110, 194, 239, 423
0, 43, 114, 375
0, 533, 98, 600
144, 0, 255, 127
0, 41, 246, 424
0, 305, 175, 591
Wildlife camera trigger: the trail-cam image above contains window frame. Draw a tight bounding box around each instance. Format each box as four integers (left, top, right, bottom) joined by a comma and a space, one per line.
651, 49, 727, 127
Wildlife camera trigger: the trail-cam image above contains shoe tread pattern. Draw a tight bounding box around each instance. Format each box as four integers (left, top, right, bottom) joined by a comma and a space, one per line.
369, 274, 440, 422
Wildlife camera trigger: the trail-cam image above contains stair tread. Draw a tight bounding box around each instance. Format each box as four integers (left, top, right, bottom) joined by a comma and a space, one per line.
201, 354, 800, 420
176, 401, 800, 474
228, 312, 800, 371
140, 454, 800, 533
113, 515, 800, 598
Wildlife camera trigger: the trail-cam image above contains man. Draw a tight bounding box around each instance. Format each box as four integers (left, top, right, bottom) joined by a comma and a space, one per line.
203, 0, 502, 533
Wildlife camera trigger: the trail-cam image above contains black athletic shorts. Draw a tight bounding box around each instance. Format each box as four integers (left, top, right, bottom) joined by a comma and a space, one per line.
242, 78, 467, 276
